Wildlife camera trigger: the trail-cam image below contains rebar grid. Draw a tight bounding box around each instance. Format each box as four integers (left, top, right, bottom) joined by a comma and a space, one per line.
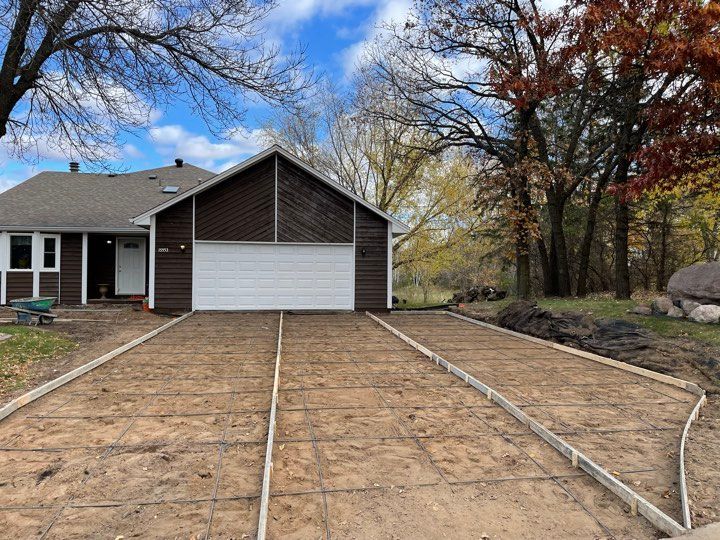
0, 311, 678, 538
296, 365, 332, 539
38, 372, 178, 539
0, 464, 662, 515
372, 312, 691, 536
203, 327, 272, 539
5, 318, 279, 539
0, 423, 674, 454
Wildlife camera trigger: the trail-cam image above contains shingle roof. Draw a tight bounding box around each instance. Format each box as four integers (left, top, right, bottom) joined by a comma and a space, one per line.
0, 164, 215, 230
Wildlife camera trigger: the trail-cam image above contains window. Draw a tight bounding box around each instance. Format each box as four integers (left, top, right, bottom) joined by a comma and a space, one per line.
42, 236, 58, 270
10, 235, 32, 269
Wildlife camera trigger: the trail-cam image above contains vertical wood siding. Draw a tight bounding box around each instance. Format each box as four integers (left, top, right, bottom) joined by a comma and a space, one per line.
60, 233, 82, 304
277, 156, 354, 243
354, 205, 388, 310
6, 272, 33, 300
155, 198, 193, 310
39, 272, 59, 298
195, 156, 275, 242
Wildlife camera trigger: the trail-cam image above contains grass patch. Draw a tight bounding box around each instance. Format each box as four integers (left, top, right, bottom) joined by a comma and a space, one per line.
0, 325, 77, 393
393, 285, 455, 308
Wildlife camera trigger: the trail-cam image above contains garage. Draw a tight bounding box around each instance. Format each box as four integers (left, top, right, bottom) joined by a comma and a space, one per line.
132, 145, 409, 312
194, 242, 354, 310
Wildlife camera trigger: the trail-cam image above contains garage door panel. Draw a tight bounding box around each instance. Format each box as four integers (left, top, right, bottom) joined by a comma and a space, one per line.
194, 242, 353, 310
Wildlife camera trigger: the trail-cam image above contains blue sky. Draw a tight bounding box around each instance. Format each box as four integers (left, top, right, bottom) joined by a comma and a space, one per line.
0, 0, 412, 193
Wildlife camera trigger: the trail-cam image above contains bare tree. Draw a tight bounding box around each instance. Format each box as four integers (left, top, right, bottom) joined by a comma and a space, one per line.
0, 0, 311, 163
363, 0, 584, 299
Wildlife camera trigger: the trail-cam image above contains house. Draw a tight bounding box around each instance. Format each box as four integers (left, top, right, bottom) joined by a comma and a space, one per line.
0, 146, 409, 311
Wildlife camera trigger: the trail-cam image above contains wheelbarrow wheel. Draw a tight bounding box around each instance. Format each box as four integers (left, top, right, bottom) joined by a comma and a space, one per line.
39, 315, 54, 325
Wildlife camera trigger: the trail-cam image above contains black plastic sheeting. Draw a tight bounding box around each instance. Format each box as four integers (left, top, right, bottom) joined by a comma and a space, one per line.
495, 301, 655, 356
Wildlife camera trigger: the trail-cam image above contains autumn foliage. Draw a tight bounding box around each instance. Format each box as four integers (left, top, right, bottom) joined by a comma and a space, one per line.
581, 0, 720, 196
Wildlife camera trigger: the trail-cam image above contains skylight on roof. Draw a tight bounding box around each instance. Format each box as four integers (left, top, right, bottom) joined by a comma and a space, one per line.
162, 186, 179, 193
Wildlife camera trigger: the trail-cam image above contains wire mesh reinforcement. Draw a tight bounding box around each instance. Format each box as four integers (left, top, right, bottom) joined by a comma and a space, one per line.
366, 311, 689, 538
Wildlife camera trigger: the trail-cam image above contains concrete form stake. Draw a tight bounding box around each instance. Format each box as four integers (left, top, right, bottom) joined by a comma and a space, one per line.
572, 451, 578, 468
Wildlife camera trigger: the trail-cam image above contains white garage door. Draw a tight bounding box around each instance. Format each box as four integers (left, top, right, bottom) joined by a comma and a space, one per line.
194, 243, 354, 310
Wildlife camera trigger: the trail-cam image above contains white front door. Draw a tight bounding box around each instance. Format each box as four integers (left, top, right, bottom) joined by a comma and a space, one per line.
116, 237, 146, 295
194, 242, 354, 310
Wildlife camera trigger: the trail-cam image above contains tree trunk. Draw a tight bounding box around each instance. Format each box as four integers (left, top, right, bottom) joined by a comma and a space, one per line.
614, 196, 631, 299
546, 193, 571, 296
576, 182, 604, 297
516, 244, 531, 300
536, 235, 555, 296
656, 202, 670, 291
513, 176, 533, 300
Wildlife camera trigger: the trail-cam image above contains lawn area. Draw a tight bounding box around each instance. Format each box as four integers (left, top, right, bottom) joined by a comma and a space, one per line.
393, 285, 455, 308
0, 325, 77, 393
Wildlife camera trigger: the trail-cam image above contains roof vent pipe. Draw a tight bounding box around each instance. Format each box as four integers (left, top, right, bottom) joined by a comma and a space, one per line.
175, 158, 184, 168
69, 161, 79, 172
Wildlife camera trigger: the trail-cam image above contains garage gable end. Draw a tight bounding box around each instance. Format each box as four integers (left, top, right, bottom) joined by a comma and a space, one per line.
195, 155, 275, 242
276, 155, 354, 243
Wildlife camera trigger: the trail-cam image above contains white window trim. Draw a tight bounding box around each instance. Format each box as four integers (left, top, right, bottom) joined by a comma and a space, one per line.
0, 231, 7, 304
40, 234, 61, 272
7, 233, 34, 272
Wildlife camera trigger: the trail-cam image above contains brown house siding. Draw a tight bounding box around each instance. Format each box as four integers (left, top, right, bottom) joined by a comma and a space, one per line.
354, 204, 388, 310
195, 156, 275, 242
39, 272, 59, 298
155, 198, 193, 310
60, 233, 83, 304
277, 155, 354, 243
6, 272, 33, 300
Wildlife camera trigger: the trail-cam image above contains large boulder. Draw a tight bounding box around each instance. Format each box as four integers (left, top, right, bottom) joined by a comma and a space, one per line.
680, 299, 701, 315
666, 305, 685, 318
651, 296, 673, 314
688, 304, 720, 324
667, 262, 720, 305
631, 305, 652, 316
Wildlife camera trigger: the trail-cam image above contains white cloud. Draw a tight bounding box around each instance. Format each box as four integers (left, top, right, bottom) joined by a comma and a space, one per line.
149, 124, 264, 169
339, 0, 412, 77
268, 0, 379, 34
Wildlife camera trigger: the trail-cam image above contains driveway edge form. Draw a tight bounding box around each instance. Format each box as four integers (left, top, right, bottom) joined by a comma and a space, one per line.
0, 311, 194, 422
